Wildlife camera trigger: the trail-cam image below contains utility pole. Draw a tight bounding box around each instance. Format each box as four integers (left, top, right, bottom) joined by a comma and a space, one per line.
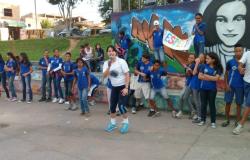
128, 0, 131, 11
34, 0, 38, 29
113, 0, 122, 12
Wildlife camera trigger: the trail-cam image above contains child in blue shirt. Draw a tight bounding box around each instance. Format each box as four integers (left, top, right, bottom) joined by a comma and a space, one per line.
0, 54, 10, 99
72, 58, 90, 116
19, 52, 33, 103
5, 52, 18, 102
61, 52, 76, 110
38, 50, 50, 102
222, 44, 244, 127
198, 52, 223, 128
47, 49, 64, 104
148, 60, 177, 117
88, 74, 100, 106
176, 54, 195, 118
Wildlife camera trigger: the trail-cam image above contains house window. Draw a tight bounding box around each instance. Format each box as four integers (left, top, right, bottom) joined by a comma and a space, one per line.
4, 8, 13, 17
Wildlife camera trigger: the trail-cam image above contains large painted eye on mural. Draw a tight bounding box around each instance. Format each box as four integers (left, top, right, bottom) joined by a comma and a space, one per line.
111, 0, 250, 75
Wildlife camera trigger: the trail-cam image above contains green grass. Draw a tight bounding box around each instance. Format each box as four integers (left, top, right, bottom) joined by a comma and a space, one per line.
0, 38, 69, 61
71, 34, 112, 60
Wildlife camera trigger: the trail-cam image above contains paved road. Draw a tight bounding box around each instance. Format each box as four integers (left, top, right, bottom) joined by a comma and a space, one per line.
0, 96, 250, 160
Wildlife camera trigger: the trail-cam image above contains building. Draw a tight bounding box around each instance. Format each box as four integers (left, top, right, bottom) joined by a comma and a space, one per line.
0, 2, 26, 40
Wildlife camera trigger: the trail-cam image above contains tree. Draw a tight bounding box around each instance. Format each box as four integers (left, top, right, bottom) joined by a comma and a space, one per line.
48, 0, 83, 30
40, 19, 53, 29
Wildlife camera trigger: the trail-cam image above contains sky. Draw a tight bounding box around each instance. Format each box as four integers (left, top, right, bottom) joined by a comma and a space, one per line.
0, 0, 103, 23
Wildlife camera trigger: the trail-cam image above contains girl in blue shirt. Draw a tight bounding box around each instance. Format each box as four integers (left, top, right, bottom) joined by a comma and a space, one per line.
61, 52, 76, 110
19, 52, 33, 103
198, 52, 223, 128
0, 54, 10, 99
5, 52, 18, 101
72, 58, 90, 116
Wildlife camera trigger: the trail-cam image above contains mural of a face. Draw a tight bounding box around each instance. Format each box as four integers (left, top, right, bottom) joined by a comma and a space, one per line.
215, 1, 246, 46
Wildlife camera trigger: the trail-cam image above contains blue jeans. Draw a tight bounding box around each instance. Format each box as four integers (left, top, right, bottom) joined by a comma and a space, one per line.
21, 75, 33, 101
52, 74, 64, 99
194, 42, 205, 57
78, 88, 89, 113
8, 75, 17, 98
47, 74, 53, 98
0, 72, 10, 98
154, 47, 165, 63
64, 79, 73, 100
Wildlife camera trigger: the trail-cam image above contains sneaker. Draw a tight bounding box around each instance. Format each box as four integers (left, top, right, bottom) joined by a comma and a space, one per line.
65, 103, 72, 110
38, 97, 46, 102
11, 97, 17, 102
233, 124, 243, 135
198, 121, 205, 126
147, 110, 156, 117
131, 107, 136, 114
70, 103, 78, 111
89, 100, 95, 106
176, 111, 183, 119
234, 121, 239, 127
52, 98, 58, 103
192, 114, 198, 120
18, 99, 25, 103
64, 101, 70, 105
46, 98, 52, 102
116, 111, 121, 116
221, 120, 230, 127
152, 111, 161, 118
105, 122, 117, 133
27, 100, 32, 104
192, 118, 201, 123
58, 98, 64, 104
211, 123, 216, 129
120, 123, 129, 134
172, 110, 177, 118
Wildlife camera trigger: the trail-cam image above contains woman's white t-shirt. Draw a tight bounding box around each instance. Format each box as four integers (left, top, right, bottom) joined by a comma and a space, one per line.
103, 57, 129, 87
240, 51, 250, 83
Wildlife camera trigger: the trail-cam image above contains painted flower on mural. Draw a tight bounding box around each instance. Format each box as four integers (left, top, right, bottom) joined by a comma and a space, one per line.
131, 14, 190, 66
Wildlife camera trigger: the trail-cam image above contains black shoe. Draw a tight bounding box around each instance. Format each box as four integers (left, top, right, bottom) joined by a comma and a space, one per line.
221, 120, 230, 127
192, 118, 201, 123
116, 111, 121, 116
80, 112, 85, 116
38, 97, 46, 102
18, 99, 26, 103
147, 110, 156, 117
46, 98, 52, 102
137, 104, 144, 111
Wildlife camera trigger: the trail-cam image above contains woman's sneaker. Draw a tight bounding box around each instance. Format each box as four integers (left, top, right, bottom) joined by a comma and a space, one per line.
233, 124, 243, 135
176, 111, 183, 119
71, 104, 78, 111
52, 98, 58, 103
105, 122, 117, 133
211, 123, 216, 129
198, 121, 205, 126
58, 98, 64, 104
152, 111, 161, 118
131, 107, 136, 114
221, 120, 230, 127
18, 99, 25, 103
11, 97, 17, 102
120, 123, 129, 134
172, 110, 177, 118
147, 110, 156, 117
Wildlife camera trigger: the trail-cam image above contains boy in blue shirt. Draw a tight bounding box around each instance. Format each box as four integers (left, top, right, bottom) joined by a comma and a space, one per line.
148, 60, 177, 117
222, 44, 244, 127
38, 50, 50, 102
118, 31, 131, 60
192, 13, 206, 57
88, 74, 100, 106
61, 52, 76, 109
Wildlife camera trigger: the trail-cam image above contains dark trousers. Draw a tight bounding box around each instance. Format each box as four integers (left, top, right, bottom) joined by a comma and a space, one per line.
200, 89, 217, 123
64, 79, 73, 100
21, 75, 33, 101
0, 72, 10, 98
41, 74, 48, 98
110, 85, 128, 114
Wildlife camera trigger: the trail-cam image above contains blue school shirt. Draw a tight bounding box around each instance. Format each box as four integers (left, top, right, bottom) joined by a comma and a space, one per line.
90, 74, 100, 86
74, 67, 89, 90
153, 29, 164, 49
6, 60, 17, 77
0, 60, 5, 73
136, 61, 152, 83
39, 57, 49, 76
49, 57, 63, 71
20, 62, 32, 76
193, 22, 206, 44
62, 61, 75, 81
185, 63, 195, 86
119, 35, 130, 50
149, 68, 167, 89
200, 64, 221, 90
226, 58, 244, 88
189, 64, 204, 90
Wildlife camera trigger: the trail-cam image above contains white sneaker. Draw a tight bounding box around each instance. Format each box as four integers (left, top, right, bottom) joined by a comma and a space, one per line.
11, 97, 17, 102
233, 124, 243, 135
52, 98, 58, 103
65, 103, 72, 110
131, 107, 136, 114
58, 98, 64, 104
64, 101, 70, 105
89, 100, 95, 106
211, 123, 216, 129
71, 103, 78, 111
176, 111, 183, 118
198, 121, 205, 126
172, 110, 177, 118
192, 114, 198, 120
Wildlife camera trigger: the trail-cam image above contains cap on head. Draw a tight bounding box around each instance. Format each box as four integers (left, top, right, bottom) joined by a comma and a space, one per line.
153, 20, 160, 26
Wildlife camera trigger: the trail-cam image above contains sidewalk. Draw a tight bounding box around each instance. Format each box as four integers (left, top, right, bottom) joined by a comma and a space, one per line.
0, 96, 250, 160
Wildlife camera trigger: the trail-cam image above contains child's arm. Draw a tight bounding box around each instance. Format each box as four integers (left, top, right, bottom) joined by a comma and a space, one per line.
201, 74, 220, 81
193, 58, 200, 75
238, 62, 245, 75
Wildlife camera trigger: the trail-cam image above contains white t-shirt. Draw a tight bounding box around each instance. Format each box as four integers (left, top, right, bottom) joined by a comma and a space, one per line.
103, 57, 129, 87
240, 51, 250, 83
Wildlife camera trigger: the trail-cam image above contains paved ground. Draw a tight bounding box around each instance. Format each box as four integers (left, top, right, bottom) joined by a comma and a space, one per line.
0, 96, 250, 160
